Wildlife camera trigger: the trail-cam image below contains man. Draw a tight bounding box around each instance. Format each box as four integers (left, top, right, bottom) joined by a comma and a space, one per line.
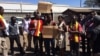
32, 11, 43, 56
85, 11, 100, 56
90, 11, 100, 55
0, 6, 8, 56
79, 14, 86, 56
22, 14, 31, 51
85, 14, 93, 56
9, 16, 25, 56
68, 15, 83, 56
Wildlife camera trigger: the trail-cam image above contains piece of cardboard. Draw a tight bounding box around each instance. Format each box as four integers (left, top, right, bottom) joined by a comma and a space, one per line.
42, 26, 58, 38
38, 1, 52, 13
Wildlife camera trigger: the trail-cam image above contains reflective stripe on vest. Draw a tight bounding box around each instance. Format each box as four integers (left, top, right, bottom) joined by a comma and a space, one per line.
34, 20, 43, 37
0, 15, 6, 26
75, 21, 79, 43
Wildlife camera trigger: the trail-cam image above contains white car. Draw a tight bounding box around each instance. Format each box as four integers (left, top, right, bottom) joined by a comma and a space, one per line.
16, 17, 23, 26
16, 17, 23, 35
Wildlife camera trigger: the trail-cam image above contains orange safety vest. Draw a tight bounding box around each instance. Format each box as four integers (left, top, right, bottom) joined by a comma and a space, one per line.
74, 21, 80, 43
0, 15, 4, 22
0, 15, 5, 26
69, 21, 82, 43
34, 19, 43, 37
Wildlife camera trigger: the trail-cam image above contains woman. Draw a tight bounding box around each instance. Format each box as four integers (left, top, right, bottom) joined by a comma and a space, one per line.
56, 15, 67, 56
43, 14, 56, 56
9, 16, 25, 56
68, 15, 83, 56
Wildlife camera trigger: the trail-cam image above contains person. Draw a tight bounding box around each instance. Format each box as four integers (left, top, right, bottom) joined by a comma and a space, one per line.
32, 11, 43, 56
4, 20, 9, 37
43, 14, 56, 56
89, 11, 100, 56
43, 15, 50, 25
28, 15, 37, 51
9, 16, 25, 56
84, 14, 93, 56
56, 15, 67, 56
22, 14, 31, 51
68, 15, 83, 56
79, 14, 87, 55
0, 6, 8, 56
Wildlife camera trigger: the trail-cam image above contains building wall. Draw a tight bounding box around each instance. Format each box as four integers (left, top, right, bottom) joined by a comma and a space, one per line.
53, 13, 62, 23
3, 12, 61, 23
1, 3, 69, 22
4, 13, 33, 20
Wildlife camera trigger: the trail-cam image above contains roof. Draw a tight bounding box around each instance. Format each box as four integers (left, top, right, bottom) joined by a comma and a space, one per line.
63, 7, 100, 13
68, 8, 92, 12
0, 3, 37, 13
52, 5, 69, 13
0, 3, 69, 13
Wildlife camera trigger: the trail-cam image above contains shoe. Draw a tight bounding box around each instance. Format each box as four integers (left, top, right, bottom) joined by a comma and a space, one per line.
20, 51, 25, 55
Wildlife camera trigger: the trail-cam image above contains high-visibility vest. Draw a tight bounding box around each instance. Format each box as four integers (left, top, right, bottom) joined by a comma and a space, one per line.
0, 15, 6, 27
34, 19, 43, 37
70, 21, 82, 43
74, 21, 79, 43
0, 15, 3, 19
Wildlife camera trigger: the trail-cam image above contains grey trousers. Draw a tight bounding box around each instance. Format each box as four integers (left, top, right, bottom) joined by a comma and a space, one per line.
0, 37, 8, 56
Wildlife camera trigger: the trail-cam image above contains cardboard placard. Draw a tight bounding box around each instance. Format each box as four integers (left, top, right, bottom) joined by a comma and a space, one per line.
38, 1, 52, 13
42, 26, 58, 38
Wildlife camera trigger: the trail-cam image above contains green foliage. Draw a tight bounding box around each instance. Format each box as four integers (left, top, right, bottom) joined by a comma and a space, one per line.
84, 0, 100, 7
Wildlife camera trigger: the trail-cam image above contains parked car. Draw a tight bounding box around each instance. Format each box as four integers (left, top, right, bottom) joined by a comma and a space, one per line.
16, 17, 24, 35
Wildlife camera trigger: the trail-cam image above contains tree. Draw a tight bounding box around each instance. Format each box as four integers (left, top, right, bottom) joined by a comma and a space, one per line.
96, 0, 100, 6
84, 0, 99, 7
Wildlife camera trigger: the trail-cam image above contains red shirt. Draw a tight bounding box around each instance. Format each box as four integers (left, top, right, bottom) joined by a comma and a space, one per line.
68, 21, 83, 42
29, 19, 43, 37
28, 19, 36, 31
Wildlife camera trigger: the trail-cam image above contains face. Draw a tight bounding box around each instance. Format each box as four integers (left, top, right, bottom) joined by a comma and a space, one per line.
34, 12, 39, 17
13, 17, 16, 22
71, 15, 77, 24
0, 7, 4, 15
25, 14, 31, 20
58, 16, 63, 22
11, 17, 16, 23
73, 15, 76, 19
91, 11, 97, 17
44, 16, 48, 20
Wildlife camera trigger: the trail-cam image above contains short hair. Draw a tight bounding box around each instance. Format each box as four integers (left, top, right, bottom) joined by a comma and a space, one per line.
58, 15, 64, 19
0, 6, 3, 10
33, 11, 39, 15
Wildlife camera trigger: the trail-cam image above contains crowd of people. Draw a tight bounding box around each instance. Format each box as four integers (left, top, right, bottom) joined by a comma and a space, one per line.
0, 6, 100, 56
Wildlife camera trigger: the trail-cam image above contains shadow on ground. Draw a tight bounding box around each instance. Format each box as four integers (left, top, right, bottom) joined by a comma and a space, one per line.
0, 47, 92, 56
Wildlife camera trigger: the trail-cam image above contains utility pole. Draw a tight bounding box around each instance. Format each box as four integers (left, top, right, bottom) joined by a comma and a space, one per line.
80, 0, 82, 7
20, 0, 22, 13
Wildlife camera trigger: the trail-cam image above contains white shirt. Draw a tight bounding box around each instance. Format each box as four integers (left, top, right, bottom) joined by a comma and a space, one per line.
23, 19, 31, 32
58, 21, 66, 31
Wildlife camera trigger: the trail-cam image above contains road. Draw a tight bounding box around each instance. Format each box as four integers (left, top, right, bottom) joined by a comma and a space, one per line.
0, 33, 99, 56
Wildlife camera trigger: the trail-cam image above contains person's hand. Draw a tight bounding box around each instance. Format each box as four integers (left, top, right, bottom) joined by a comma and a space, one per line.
69, 31, 78, 33
58, 29, 64, 31
52, 22, 56, 26
32, 28, 36, 30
